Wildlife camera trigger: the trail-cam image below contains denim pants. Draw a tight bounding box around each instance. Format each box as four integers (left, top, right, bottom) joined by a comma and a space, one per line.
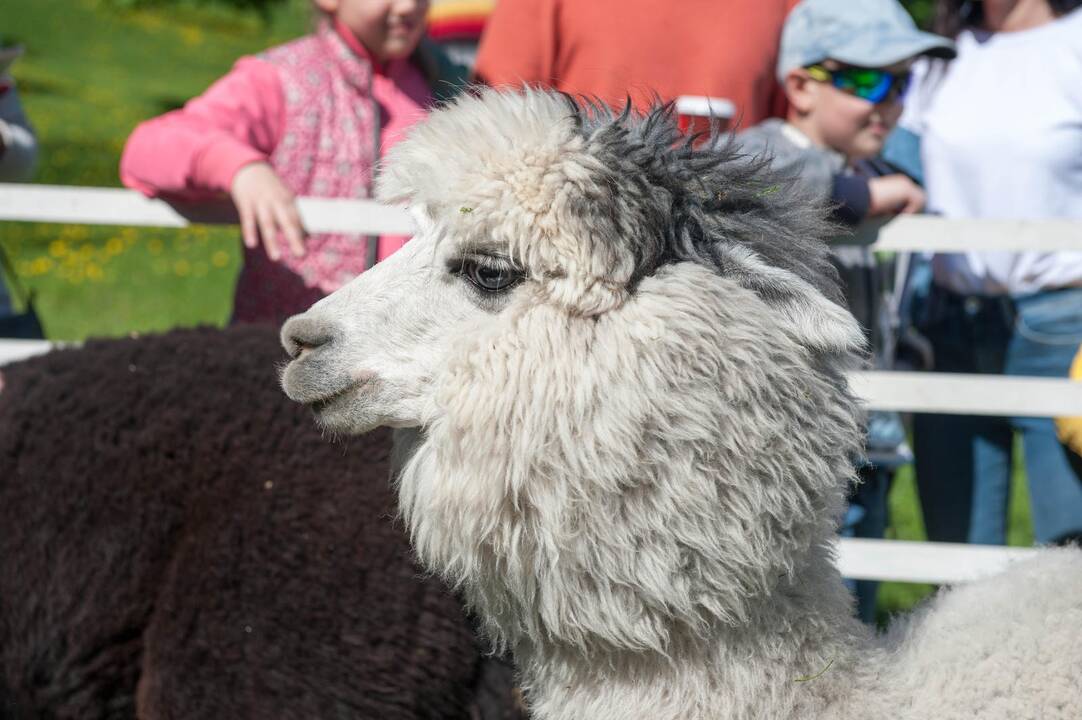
913, 286, 1082, 545
840, 464, 892, 623
0, 276, 44, 339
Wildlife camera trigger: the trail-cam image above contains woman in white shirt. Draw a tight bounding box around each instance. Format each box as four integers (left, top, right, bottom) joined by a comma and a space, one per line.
902, 0, 1082, 545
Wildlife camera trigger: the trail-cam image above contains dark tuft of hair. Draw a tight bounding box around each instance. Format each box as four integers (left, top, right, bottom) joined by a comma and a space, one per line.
564, 97, 847, 307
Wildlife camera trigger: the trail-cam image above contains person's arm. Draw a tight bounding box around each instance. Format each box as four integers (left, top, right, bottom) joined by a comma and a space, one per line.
119, 56, 284, 200
739, 124, 889, 226
473, 0, 558, 87
831, 175, 872, 226
0, 82, 38, 182
121, 57, 306, 259
835, 172, 930, 225
748, 135, 923, 225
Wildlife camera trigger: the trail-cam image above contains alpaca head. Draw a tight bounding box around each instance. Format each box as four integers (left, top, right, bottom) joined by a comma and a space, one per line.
281, 88, 865, 658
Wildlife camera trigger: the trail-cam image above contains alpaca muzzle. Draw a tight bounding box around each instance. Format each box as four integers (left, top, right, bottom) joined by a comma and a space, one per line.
281, 314, 337, 360
279, 314, 355, 407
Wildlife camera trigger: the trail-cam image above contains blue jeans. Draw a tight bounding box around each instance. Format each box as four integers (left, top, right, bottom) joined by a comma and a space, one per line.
0, 276, 44, 339
840, 464, 891, 623
913, 286, 1082, 545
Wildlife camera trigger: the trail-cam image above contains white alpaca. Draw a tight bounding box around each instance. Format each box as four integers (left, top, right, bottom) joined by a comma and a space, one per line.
280, 89, 1082, 720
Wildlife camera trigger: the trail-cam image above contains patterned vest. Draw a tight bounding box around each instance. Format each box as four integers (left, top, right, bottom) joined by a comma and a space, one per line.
233, 24, 383, 324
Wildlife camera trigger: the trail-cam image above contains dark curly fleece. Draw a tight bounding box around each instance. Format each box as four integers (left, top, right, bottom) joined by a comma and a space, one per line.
0, 325, 523, 720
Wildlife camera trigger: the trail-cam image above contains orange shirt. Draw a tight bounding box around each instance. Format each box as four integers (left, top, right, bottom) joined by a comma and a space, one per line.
474, 0, 798, 130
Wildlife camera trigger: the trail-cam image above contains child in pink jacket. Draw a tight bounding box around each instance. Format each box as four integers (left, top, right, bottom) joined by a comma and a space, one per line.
121, 0, 460, 324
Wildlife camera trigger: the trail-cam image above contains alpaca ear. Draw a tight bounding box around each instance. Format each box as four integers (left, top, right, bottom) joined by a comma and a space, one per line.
715, 245, 866, 358
771, 284, 866, 357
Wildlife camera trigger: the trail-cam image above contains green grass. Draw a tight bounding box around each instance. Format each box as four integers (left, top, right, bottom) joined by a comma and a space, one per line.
876, 437, 1034, 625
0, 0, 310, 339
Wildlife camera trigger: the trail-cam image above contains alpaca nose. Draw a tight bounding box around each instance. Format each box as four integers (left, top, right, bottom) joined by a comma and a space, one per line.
281, 315, 336, 359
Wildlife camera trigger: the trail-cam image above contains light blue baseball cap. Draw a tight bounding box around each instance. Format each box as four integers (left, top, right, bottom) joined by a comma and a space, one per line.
777, 0, 956, 82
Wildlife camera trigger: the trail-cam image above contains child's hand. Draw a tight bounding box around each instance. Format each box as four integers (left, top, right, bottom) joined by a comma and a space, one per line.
231, 162, 307, 260
868, 174, 925, 216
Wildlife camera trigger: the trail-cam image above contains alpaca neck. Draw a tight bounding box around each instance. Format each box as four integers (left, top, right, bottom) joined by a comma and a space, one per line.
389, 429, 873, 719
516, 548, 868, 720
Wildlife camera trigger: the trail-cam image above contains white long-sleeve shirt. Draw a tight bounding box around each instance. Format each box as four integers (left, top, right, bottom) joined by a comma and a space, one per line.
901, 9, 1082, 296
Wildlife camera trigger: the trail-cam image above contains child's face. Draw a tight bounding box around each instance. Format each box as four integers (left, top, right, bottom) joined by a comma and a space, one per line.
317, 0, 429, 62
786, 61, 909, 161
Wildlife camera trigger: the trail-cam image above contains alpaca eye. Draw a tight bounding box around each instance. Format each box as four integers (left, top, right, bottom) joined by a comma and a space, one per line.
461, 258, 523, 294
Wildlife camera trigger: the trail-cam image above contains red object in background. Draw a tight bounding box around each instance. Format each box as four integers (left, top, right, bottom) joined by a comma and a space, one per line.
676, 96, 736, 140
426, 0, 493, 42
427, 17, 488, 41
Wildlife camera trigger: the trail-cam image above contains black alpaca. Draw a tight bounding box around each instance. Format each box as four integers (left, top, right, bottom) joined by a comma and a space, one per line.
0, 325, 522, 720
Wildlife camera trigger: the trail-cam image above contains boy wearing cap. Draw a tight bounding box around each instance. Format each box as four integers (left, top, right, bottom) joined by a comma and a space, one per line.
739, 0, 955, 623
740, 0, 954, 226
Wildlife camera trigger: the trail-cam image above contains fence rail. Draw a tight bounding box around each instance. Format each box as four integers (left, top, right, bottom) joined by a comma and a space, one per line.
834, 538, 1039, 584
848, 371, 1082, 417
846, 214, 1082, 253
0, 184, 415, 235
4, 184, 1082, 253
0, 339, 53, 366
2, 184, 1081, 586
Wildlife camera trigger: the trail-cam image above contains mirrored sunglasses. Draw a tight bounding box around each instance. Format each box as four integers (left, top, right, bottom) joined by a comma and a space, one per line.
805, 65, 912, 104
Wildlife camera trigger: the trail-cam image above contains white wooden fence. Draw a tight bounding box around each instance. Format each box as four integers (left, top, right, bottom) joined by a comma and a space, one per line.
0, 338, 52, 366
1, 184, 1079, 585
0, 184, 414, 235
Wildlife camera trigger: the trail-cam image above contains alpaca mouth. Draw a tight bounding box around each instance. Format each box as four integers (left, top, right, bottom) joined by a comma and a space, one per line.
311, 384, 360, 411
280, 357, 369, 408
310, 387, 349, 413
303, 375, 388, 435
304, 374, 378, 416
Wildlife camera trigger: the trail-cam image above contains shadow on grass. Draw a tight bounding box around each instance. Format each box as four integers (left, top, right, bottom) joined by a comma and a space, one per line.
152, 95, 188, 114
8, 74, 68, 97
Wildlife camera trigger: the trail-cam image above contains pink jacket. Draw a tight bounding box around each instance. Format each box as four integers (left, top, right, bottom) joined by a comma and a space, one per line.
121, 20, 431, 323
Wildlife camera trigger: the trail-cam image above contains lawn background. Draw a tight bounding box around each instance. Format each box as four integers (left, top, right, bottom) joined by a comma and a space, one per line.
0, 0, 1034, 625
0, 0, 311, 338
